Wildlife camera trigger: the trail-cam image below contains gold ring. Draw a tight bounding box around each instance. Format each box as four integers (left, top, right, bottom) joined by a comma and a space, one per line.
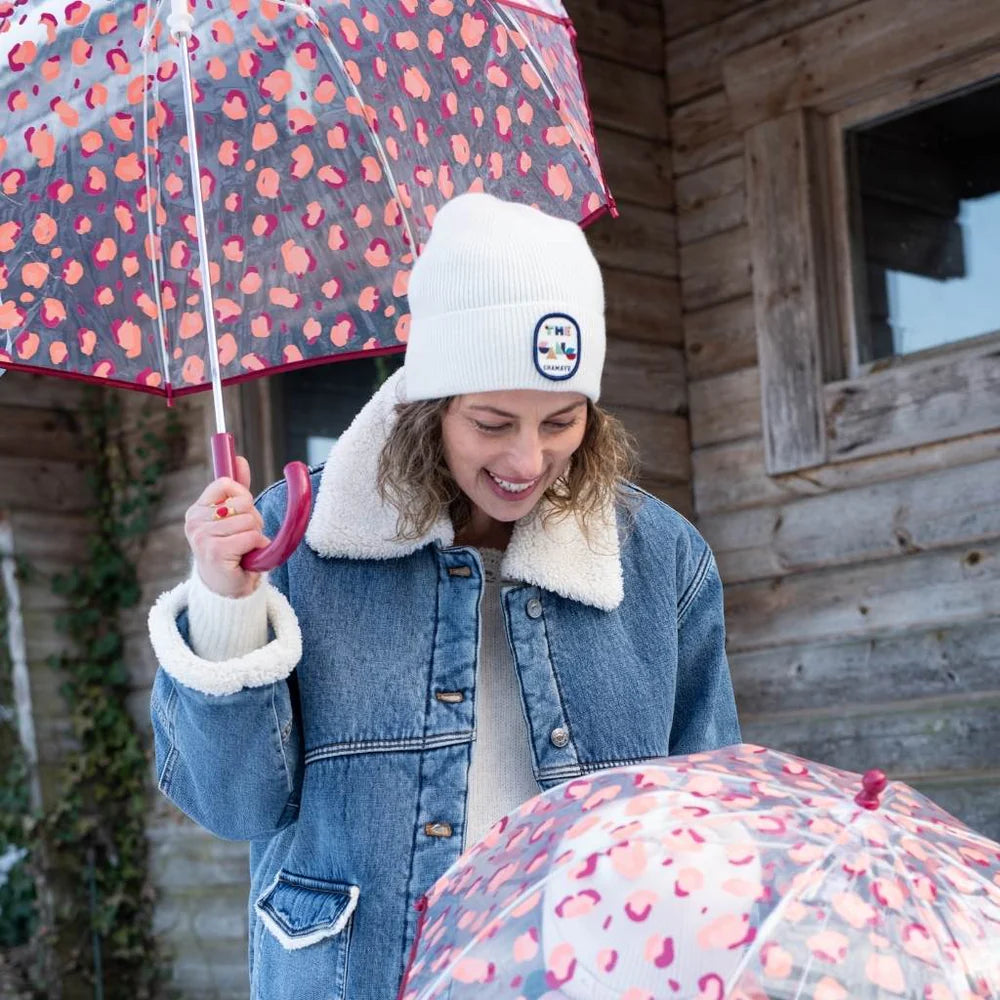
213, 502, 232, 520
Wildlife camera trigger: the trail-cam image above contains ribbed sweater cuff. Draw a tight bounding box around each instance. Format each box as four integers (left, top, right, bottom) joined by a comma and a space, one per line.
187, 569, 270, 661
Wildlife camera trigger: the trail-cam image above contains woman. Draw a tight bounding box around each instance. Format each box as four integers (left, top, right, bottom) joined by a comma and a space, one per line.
148, 193, 739, 1000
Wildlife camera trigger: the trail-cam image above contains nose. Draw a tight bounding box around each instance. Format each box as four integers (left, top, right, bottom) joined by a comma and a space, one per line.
504, 428, 545, 481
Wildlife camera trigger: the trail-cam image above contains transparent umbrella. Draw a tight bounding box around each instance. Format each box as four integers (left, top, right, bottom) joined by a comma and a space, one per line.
400, 744, 1000, 1000
0, 0, 613, 566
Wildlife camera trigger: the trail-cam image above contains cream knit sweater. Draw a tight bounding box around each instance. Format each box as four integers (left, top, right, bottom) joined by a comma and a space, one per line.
186, 549, 539, 851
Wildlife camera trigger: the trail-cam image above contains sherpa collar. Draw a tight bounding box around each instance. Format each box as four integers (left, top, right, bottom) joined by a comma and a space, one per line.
304, 369, 624, 611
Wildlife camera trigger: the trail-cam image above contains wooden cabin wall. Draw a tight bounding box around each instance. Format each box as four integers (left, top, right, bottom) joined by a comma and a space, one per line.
568, 0, 690, 513
119, 390, 253, 999
0, 373, 90, 831
663, 0, 1000, 837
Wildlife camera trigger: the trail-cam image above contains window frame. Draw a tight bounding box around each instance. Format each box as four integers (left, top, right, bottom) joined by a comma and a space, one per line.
727, 5, 1000, 476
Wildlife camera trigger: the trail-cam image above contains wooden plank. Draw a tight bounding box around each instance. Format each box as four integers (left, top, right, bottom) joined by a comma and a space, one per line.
596, 127, 674, 211
675, 156, 745, 246
586, 202, 678, 278
609, 406, 691, 484
913, 772, 1000, 841
746, 110, 827, 474
605, 270, 683, 350
683, 295, 758, 379
602, 340, 687, 416
0, 405, 84, 463
579, 53, 669, 139
688, 366, 761, 448
679, 225, 751, 311
725, 540, 1000, 652
730, 619, 1000, 717
568, 0, 664, 70
638, 479, 693, 519
666, 0, 860, 106
0, 456, 90, 514
693, 428, 1000, 516
702, 456, 1000, 583
739, 694, 1000, 786
723, 0, 1000, 130
826, 336, 1000, 462
0, 370, 89, 409
663, 0, 756, 41
671, 89, 742, 176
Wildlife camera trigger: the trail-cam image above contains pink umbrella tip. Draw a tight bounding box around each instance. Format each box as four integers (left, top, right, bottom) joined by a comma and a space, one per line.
854, 769, 889, 810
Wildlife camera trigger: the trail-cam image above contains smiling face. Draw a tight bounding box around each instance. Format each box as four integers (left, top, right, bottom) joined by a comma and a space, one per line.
441, 390, 588, 537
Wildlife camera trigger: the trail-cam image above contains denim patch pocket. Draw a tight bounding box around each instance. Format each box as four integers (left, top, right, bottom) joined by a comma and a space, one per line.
253, 871, 358, 1000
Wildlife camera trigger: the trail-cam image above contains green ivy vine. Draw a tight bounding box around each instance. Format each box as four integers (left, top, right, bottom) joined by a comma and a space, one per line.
0, 552, 39, 995
16, 388, 184, 998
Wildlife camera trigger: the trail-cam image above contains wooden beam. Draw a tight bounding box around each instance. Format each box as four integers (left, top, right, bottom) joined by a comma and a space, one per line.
730, 618, 1000, 717
702, 456, 1000, 583
0, 371, 89, 409
675, 156, 745, 246
683, 295, 757, 380
746, 110, 828, 474
679, 225, 751, 311
723, 0, 1000, 130
605, 270, 683, 349
568, 0, 664, 70
602, 340, 687, 416
579, 52, 669, 139
913, 772, 1000, 840
663, 0, 756, 41
825, 335, 1000, 462
724, 540, 1000, 652
739, 693, 1000, 788
608, 406, 691, 483
692, 427, 1000, 517
596, 127, 674, 212
586, 202, 678, 278
665, 0, 860, 106
688, 366, 761, 448
671, 89, 741, 176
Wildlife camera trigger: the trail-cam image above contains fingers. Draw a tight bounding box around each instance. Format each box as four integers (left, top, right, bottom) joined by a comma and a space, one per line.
235, 455, 252, 492
194, 475, 252, 509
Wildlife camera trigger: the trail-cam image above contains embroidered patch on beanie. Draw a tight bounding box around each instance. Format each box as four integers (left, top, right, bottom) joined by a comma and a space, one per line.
533, 313, 581, 381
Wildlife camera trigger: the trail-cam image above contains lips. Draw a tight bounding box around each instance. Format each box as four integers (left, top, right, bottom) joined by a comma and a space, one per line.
485, 469, 540, 501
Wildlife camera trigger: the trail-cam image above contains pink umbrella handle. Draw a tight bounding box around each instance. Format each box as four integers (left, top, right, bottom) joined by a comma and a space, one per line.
211, 433, 312, 572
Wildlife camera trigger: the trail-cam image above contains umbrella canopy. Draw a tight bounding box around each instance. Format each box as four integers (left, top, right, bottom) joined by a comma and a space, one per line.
400, 744, 1000, 1000
0, 0, 612, 399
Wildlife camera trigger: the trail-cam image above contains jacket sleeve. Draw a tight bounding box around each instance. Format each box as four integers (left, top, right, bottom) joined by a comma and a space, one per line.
147, 489, 305, 841
669, 544, 741, 755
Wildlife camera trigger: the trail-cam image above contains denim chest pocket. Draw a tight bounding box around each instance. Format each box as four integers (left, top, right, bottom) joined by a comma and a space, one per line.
252, 871, 358, 1000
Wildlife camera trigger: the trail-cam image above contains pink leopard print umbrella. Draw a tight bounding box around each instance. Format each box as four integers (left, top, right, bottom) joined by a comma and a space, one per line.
399, 744, 1000, 1000
0, 0, 612, 568
0, 0, 611, 397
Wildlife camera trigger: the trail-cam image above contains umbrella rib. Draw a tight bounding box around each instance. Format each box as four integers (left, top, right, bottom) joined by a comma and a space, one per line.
141, 43, 173, 391
720, 842, 846, 996
287, 2, 419, 261
880, 830, 986, 993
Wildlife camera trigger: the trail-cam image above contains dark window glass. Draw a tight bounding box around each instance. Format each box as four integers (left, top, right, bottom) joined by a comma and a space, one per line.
277, 354, 403, 467
846, 78, 1000, 363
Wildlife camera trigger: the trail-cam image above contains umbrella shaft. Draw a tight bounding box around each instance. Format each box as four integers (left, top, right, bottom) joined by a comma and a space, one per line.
174, 25, 227, 436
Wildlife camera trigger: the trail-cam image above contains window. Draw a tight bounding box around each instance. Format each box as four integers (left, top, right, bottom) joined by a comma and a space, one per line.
729, 5, 1000, 475
237, 355, 403, 485
846, 79, 1000, 365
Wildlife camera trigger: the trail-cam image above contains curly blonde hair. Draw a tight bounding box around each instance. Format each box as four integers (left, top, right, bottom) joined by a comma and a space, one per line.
376, 397, 637, 543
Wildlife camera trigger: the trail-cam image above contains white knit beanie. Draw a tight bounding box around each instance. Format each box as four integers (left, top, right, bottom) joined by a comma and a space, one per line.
402, 193, 605, 402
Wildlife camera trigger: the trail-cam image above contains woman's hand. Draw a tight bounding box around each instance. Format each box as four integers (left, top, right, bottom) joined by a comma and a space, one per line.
185, 456, 268, 598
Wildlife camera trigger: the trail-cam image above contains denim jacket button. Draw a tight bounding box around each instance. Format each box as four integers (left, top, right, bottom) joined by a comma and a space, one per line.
550, 726, 569, 748
525, 598, 543, 619
424, 821, 453, 838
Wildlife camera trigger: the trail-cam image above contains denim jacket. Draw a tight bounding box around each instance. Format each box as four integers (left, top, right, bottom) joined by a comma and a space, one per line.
147, 371, 739, 1000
